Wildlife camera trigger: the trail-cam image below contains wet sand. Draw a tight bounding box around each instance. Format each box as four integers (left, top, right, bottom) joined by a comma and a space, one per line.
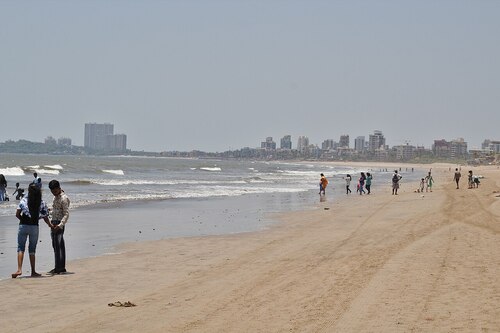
0, 164, 499, 332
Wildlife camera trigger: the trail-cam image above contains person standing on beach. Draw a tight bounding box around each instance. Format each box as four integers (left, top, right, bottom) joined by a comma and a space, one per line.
319, 173, 328, 195
32, 173, 42, 190
425, 172, 434, 192
392, 170, 402, 195
453, 168, 461, 189
0, 174, 7, 201
358, 172, 366, 195
344, 174, 352, 194
468, 170, 473, 189
365, 172, 373, 194
12, 184, 52, 278
48, 180, 70, 274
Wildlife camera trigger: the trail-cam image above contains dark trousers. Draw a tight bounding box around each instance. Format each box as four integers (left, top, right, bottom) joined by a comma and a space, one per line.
51, 221, 66, 271
366, 184, 371, 194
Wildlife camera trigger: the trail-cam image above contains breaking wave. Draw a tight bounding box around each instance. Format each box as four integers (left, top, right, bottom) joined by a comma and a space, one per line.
0, 167, 25, 176
102, 170, 125, 175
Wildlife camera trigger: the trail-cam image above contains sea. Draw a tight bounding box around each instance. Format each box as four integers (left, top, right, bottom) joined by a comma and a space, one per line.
0, 153, 423, 278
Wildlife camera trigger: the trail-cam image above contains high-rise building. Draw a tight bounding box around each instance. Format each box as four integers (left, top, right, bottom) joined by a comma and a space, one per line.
450, 138, 467, 158
354, 136, 365, 152
321, 139, 334, 150
488, 141, 500, 153
106, 134, 127, 152
261, 137, 276, 150
368, 130, 386, 152
280, 135, 292, 149
432, 139, 451, 158
84, 123, 127, 151
85, 123, 114, 150
297, 136, 309, 153
395, 144, 416, 160
339, 135, 349, 148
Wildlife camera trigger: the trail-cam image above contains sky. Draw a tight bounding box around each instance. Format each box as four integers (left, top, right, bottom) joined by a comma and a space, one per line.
1, 0, 499, 152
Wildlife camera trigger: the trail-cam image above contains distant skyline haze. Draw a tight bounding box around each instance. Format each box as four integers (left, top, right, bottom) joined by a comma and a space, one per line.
1, 1, 499, 152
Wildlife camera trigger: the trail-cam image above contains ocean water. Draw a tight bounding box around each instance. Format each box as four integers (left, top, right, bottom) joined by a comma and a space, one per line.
0, 154, 423, 278
0, 154, 391, 217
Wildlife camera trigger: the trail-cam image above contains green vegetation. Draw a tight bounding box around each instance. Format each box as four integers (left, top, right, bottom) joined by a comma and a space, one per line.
0, 140, 84, 154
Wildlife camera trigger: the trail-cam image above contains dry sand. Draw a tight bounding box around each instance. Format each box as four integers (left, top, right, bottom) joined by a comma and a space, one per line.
1, 165, 499, 332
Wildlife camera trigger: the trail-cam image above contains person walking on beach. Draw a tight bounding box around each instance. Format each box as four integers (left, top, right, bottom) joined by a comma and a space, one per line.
420, 178, 425, 193
344, 174, 352, 194
365, 172, 373, 194
12, 184, 52, 278
0, 174, 7, 201
453, 168, 461, 189
32, 173, 42, 190
319, 173, 328, 195
392, 170, 402, 195
425, 172, 434, 192
48, 180, 70, 274
358, 172, 366, 195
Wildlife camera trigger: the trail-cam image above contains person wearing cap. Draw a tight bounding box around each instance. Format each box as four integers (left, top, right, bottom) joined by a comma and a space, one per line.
48, 179, 70, 274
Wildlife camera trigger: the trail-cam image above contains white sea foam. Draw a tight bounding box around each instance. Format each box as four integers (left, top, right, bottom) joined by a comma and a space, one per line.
102, 169, 125, 175
0, 167, 25, 176
34, 168, 60, 175
44, 164, 64, 170
91, 179, 263, 186
199, 167, 222, 172
99, 185, 306, 202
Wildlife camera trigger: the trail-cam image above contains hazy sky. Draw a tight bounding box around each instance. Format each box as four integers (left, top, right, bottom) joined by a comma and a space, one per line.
1, 1, 499, 152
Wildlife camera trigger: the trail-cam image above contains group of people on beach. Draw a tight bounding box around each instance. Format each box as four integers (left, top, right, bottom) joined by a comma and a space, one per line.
319, 172, 373, 196
454, 168, 480, 189
1, 172, 70, 278
0, 172, 42, 202
414, 171, 434, 193
318, 168, 438, 196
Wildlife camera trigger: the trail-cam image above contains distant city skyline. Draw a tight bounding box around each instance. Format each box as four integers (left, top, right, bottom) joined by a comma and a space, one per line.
1, 1, 499, 151
0, 128, 496, 154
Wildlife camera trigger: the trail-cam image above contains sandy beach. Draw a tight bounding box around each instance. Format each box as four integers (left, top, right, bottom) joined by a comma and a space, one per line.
1, 164, 499, 332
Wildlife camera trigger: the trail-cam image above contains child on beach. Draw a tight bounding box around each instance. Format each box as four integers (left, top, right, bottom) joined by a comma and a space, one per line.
12, 183, 25, 200
420, 178, 425, 193
344, 174, 352, 194
468, 170, 473, 189
319, 173, 328, 195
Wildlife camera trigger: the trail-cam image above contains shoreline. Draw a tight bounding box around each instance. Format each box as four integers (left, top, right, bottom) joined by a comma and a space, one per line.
0, 188, 329, 280
0, 163, 440, 279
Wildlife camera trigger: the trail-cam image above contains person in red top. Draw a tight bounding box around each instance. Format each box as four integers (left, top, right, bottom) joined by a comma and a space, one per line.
319, 173, 328, 195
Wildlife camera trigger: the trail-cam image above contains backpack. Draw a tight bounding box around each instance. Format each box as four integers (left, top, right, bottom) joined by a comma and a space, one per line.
392, 174, 399, 183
